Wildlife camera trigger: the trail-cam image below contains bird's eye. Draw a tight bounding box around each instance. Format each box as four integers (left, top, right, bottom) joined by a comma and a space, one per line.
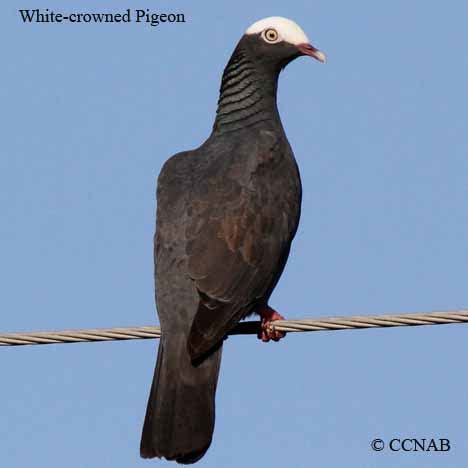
262, 28, 279, 43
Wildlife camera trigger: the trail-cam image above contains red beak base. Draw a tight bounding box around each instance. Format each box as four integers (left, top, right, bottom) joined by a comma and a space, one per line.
297, 43, 326, 63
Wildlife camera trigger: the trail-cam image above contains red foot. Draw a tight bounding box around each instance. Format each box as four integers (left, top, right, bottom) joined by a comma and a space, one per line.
257, 305, 286, 342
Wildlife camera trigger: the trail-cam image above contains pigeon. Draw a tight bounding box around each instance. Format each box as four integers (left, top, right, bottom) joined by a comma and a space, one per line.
140, 16, 325, 464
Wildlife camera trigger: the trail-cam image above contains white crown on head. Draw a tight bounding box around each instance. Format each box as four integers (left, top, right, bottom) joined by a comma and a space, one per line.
245, 17, 310, 45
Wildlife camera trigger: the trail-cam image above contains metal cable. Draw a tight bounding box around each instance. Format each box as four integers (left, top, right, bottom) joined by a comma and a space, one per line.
1, 309, 468, 347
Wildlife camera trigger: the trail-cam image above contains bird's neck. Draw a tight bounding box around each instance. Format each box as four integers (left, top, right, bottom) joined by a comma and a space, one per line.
212, 49, 281, 134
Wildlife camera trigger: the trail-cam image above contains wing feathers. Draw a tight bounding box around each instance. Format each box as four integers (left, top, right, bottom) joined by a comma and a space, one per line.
182, 135, 301, 359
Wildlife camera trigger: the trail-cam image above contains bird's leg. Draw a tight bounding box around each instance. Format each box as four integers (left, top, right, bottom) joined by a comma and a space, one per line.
257, 305, 286, 342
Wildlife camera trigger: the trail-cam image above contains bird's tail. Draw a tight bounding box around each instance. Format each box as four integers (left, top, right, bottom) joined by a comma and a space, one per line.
140, 333, 223, 464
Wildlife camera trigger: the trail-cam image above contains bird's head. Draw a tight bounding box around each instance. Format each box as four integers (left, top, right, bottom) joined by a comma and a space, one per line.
213, 17, 325, 131
241, 17, 326, 72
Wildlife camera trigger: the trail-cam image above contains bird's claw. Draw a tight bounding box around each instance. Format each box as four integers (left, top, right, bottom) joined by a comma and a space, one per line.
257, 306, 286, 342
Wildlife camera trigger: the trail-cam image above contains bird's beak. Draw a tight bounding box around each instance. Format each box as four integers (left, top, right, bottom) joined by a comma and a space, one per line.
297, 43, 326, 63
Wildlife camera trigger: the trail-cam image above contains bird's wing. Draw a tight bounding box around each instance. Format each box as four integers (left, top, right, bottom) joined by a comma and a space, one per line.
154, 151, 198, 333
186, 135, 301, 359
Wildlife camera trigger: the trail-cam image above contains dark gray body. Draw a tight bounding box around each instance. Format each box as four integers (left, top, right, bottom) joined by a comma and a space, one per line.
141, 33, 303, 463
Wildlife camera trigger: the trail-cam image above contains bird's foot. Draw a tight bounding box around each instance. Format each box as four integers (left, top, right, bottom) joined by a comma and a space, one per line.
257, 305, 286, 342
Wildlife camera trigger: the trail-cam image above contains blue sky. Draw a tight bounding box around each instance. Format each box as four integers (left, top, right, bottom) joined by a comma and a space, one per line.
1, 1, 468, 467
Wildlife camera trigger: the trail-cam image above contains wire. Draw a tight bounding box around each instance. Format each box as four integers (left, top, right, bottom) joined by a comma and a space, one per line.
1, 309, 467, 347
